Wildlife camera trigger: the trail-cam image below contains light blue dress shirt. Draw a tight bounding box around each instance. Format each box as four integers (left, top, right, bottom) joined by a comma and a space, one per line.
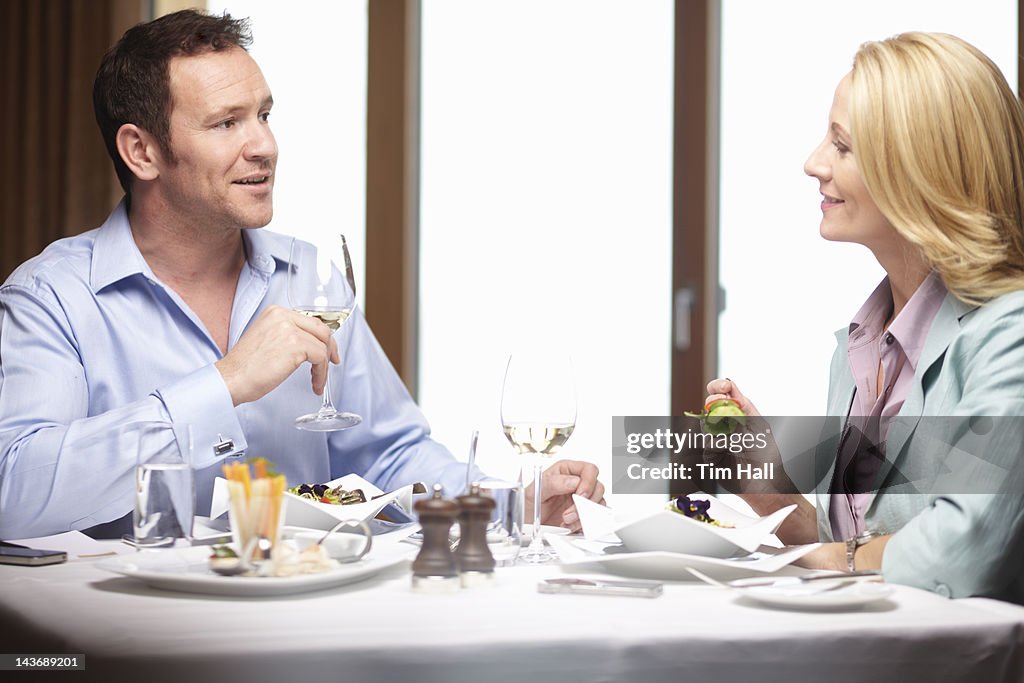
0, 201, 481, 538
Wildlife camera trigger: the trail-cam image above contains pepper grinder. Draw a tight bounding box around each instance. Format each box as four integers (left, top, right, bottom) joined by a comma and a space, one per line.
455, 482, 497, 587
411, 484, 459, 593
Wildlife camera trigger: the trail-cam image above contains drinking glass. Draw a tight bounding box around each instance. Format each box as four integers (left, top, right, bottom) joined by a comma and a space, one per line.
133, 425, 194, 548
287, 235, 362, 431
478, 481, 523, 566
500, 350, 576, 563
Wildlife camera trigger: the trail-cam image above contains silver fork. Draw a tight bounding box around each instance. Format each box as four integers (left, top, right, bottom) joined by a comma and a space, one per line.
687, 567, 858, 594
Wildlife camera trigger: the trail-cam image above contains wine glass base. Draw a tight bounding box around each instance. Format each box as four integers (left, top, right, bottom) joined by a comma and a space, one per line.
520, 536, 556, 564
294, 411, 362, 432
519, 549, 555, 564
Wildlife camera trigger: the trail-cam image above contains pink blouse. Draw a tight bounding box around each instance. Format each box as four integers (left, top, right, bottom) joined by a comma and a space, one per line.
829, 271, 947, 541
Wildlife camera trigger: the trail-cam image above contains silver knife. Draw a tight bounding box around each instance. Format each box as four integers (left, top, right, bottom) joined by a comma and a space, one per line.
729, 569, 881, 588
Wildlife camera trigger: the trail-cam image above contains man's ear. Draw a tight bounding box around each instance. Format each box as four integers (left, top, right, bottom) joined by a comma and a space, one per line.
115, 123, 163, 182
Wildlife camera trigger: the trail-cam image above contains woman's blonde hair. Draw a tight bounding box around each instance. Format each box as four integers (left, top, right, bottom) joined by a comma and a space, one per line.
849, 32, 1024, 304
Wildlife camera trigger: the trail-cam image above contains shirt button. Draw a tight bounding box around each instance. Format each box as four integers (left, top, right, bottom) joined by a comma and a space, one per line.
934, 583, 951, 598
884, 333, 895, 345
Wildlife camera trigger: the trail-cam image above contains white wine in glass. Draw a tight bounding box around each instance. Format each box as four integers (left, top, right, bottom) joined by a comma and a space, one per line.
500, 351, 577, 563
287, 236, 361, 431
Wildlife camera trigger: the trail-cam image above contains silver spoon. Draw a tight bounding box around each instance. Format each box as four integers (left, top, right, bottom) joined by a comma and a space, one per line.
314, 518, 373, 562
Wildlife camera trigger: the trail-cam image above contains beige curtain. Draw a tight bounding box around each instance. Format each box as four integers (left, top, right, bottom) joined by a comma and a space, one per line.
0, 0, 142, 282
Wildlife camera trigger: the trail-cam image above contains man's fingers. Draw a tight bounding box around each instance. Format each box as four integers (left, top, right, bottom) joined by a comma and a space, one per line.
542, 474, 581, 500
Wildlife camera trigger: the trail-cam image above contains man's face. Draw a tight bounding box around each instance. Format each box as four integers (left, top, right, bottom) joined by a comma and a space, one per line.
159, 47, 277, 231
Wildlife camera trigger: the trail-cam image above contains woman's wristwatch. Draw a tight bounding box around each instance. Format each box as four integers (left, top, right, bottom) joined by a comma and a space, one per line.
845, 531, 882, 572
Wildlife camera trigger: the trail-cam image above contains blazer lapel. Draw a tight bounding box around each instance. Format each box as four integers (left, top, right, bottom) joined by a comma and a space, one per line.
875, 293, 976, 496
819, 328, 857, 526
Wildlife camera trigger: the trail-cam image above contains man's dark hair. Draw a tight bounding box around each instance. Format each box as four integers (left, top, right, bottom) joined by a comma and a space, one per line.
93, 9, 252, 195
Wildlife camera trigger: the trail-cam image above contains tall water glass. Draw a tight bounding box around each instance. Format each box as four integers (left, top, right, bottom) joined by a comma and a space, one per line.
133, 425, 194, 547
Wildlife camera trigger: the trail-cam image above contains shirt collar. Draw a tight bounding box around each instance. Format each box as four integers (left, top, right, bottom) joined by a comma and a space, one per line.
887, 271, 947, 371
241, 226, 291, 276
89, 199, 291, 291
847, 271, 948, 370
848, 277, 892, 343
89, 199, 156, 292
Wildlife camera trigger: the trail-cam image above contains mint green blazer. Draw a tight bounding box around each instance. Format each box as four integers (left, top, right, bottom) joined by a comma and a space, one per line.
819, 290, 1024, 602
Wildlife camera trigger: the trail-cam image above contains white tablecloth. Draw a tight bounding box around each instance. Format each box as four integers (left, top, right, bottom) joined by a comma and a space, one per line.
2, 540, 1023, 683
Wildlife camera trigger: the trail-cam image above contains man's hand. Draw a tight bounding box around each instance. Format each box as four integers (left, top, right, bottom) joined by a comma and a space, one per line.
215, 305, 340, 406
524, 460, 605, 533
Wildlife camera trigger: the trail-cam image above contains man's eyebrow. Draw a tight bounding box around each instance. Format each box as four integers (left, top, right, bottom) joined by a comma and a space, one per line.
207, 96, 274, 121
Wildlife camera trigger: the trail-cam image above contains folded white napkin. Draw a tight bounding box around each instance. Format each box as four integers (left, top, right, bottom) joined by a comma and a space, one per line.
572, 493, 795, 557
211, 473, 415, 531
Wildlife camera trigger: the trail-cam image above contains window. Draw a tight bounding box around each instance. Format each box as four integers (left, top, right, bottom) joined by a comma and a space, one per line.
718, 0, 1018, 415
418, 0, 674, 511
206, 0, 369, 303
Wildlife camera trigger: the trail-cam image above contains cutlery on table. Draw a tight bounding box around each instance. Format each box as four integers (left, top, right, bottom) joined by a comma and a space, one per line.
686, 566, 881, 592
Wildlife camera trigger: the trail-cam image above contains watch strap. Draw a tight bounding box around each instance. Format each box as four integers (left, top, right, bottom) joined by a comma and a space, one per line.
845, 531, 879, 572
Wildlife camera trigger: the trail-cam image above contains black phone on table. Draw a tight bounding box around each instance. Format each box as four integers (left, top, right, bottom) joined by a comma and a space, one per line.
0, 545, 67, 566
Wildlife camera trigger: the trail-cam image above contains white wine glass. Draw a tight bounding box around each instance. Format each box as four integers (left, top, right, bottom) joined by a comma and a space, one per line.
287, 235, 362, 431
500, 350, 576, 563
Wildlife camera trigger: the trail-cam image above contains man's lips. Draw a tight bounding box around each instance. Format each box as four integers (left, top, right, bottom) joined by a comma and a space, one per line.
233, 174, 271, 186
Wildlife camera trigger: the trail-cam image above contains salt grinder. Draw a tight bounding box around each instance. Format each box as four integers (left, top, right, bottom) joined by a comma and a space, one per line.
411, 484, 459, 593
455, 482, 497, 587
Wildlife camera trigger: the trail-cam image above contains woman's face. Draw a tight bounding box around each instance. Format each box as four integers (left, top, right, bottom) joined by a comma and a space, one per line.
804, 73, 897, 253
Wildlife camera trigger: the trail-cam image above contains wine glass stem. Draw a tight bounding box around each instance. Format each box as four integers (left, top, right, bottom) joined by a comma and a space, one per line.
530, 461, 544, 548
319, 352, 337, 414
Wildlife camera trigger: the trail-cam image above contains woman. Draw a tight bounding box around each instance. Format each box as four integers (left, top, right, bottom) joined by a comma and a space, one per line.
708, 32, 1024, 602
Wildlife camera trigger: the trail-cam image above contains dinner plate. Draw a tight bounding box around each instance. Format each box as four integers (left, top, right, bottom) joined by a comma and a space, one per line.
547, 534, 819, 582
97, 544, 412, 597
521, 524, 572, 544
735, 581, 894, 610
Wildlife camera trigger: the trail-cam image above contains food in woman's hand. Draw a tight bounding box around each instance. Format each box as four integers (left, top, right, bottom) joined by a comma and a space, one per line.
684, 398, 746, 435
287, 483, 366, 505
666, 495, 734, 528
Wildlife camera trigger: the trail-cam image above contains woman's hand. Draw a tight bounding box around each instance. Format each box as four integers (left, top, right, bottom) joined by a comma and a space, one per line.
704, 378, 761, 416
793, 536, 890, 572
700, 376, 818, 545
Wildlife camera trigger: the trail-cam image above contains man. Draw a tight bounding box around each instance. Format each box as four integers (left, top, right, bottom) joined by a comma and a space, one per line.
0, 9, 602, 539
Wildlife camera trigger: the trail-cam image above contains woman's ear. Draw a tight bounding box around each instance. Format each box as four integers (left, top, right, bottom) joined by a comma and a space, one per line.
115, 123, 163, 183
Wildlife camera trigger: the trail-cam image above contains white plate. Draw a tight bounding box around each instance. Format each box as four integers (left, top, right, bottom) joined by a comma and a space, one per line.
521, 524, 572, 544
97, 544, 412, 597
736, 581, 894, 609
547, 534, 819, 582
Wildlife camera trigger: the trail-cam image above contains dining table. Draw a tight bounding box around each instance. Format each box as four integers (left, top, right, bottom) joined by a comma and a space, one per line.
1, 531, 1023, 683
